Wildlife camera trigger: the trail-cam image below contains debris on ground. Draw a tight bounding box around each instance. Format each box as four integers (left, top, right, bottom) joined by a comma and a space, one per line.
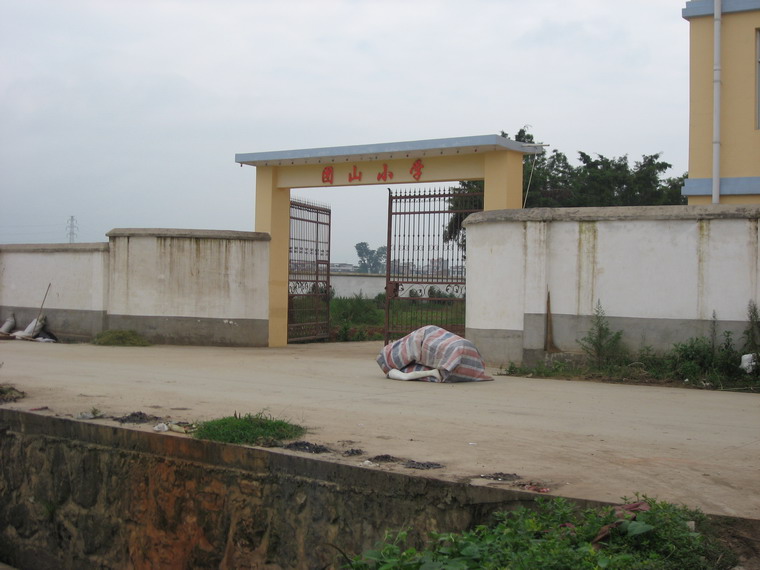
0, 384, 26, 403
342, 448, 364, 457
114, 411, 162, 424
150, 420, 196, 434
369, 454, 399, 463
516, 481, 552, 493
284, 441, 331, 454
403, 460, 444, 470
76, 408, 105, 420
480, 472, 521, 482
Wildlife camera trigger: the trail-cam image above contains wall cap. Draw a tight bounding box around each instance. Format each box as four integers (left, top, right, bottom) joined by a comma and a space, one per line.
464, 205, 760, 226
106, 228, 271, 241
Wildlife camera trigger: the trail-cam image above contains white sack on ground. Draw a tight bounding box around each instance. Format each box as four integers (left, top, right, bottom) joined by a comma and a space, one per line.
0, 314, 15, 334
12, 315, 46, 339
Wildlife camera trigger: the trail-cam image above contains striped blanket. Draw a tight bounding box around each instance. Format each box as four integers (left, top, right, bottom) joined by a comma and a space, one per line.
377, 325, 493, 382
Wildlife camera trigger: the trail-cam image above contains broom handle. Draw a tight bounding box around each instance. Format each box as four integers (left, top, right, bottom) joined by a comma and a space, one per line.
36, 283, 51, 324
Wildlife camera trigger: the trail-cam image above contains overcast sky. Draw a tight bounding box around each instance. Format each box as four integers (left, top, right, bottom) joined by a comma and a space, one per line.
0, 0, 689, 263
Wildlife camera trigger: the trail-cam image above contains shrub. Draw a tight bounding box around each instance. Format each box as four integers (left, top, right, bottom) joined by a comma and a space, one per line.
578, 301, 625, 366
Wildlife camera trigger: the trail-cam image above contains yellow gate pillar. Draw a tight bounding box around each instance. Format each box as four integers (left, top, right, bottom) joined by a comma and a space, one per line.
255, 166, 291, 347
484, 150, 524, 210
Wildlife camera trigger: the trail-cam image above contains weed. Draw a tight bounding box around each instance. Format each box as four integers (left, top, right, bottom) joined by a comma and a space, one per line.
193, 411, 305, 446
578, 300, 625, 366
92, 330, 150, 347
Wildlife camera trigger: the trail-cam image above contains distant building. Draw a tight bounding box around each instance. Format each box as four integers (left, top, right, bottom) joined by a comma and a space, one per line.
682, 0, 760, 204
330, 262, 357, 273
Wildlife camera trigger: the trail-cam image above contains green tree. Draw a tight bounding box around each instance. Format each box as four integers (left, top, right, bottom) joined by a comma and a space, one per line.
443, 129, 687, 245
355, 242, 386, 274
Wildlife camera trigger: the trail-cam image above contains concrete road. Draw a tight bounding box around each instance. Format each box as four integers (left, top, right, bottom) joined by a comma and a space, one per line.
1, 340, 758, 519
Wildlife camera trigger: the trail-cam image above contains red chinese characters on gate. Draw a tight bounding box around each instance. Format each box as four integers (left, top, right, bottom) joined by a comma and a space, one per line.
348, 165, 363, 182
377, 164, 394, 182
320, 160, 423, 184
409, 159, 424, 181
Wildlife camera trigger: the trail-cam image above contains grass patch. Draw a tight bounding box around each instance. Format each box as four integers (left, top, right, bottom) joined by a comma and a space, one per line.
347, 496, 737, 569
193, 411, 306, 446
92, 329, 150, 347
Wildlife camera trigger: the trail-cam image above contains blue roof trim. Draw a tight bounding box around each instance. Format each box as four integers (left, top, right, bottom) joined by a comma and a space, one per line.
235, 134, 542, 166
683, 0, 760, 18
682, 177, 760, 195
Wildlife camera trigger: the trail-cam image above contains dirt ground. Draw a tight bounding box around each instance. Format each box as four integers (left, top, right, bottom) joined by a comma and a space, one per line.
1, 340, 759, 525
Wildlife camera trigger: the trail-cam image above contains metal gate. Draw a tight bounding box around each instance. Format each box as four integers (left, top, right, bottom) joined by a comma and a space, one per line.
288, 199, 331, 342
384, 187, 483, 343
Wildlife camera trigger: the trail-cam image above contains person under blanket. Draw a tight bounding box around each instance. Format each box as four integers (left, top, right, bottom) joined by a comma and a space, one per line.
377, 325, 492, 382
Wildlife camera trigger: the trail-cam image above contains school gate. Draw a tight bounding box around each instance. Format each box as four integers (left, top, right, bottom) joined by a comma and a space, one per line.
236, 135, 541, 346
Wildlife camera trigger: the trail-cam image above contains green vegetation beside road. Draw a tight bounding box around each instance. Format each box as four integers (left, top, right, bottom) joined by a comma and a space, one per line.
503, 301, 760, 392
347, 497, 737, 569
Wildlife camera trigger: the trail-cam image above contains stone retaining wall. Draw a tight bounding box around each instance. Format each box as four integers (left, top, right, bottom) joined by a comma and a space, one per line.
0, 410, 604, 569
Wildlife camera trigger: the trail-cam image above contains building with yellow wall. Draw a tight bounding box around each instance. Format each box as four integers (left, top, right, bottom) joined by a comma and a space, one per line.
682, 0, 760, 204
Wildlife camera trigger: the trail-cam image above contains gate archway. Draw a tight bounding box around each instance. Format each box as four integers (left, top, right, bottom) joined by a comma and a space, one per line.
236, 135, 541, 347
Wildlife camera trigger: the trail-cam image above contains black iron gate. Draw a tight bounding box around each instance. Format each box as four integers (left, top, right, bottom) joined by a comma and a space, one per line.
384, 187, 483, 343
288, 199, 331, 342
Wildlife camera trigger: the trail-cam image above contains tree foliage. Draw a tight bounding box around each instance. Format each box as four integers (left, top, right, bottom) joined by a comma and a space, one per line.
355, 242, 386, 274
444, 129, 687, 245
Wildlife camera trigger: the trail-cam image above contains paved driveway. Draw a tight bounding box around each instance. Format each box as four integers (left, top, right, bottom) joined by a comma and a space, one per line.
1, 340, 758, 519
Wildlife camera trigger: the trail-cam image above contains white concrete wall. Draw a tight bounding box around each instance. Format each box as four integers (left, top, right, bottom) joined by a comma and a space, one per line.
464, 205, 760, 364
0, 230, 271, 345
0, 243, 109, 340
107, 229, 269, 320
330, 273, 386, 299
0, 243, 108, 311
0, 244, 109, 312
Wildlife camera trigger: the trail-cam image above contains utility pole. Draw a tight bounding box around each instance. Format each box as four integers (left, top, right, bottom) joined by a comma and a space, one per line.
66, 216, 78, 243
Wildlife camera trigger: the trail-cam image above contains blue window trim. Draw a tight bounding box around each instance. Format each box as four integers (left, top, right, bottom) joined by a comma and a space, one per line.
682, 177, 760, 195
683, 0, 760, 18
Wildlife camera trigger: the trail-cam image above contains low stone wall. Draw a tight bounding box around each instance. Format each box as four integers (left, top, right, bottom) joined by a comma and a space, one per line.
0, 409, 605, 570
